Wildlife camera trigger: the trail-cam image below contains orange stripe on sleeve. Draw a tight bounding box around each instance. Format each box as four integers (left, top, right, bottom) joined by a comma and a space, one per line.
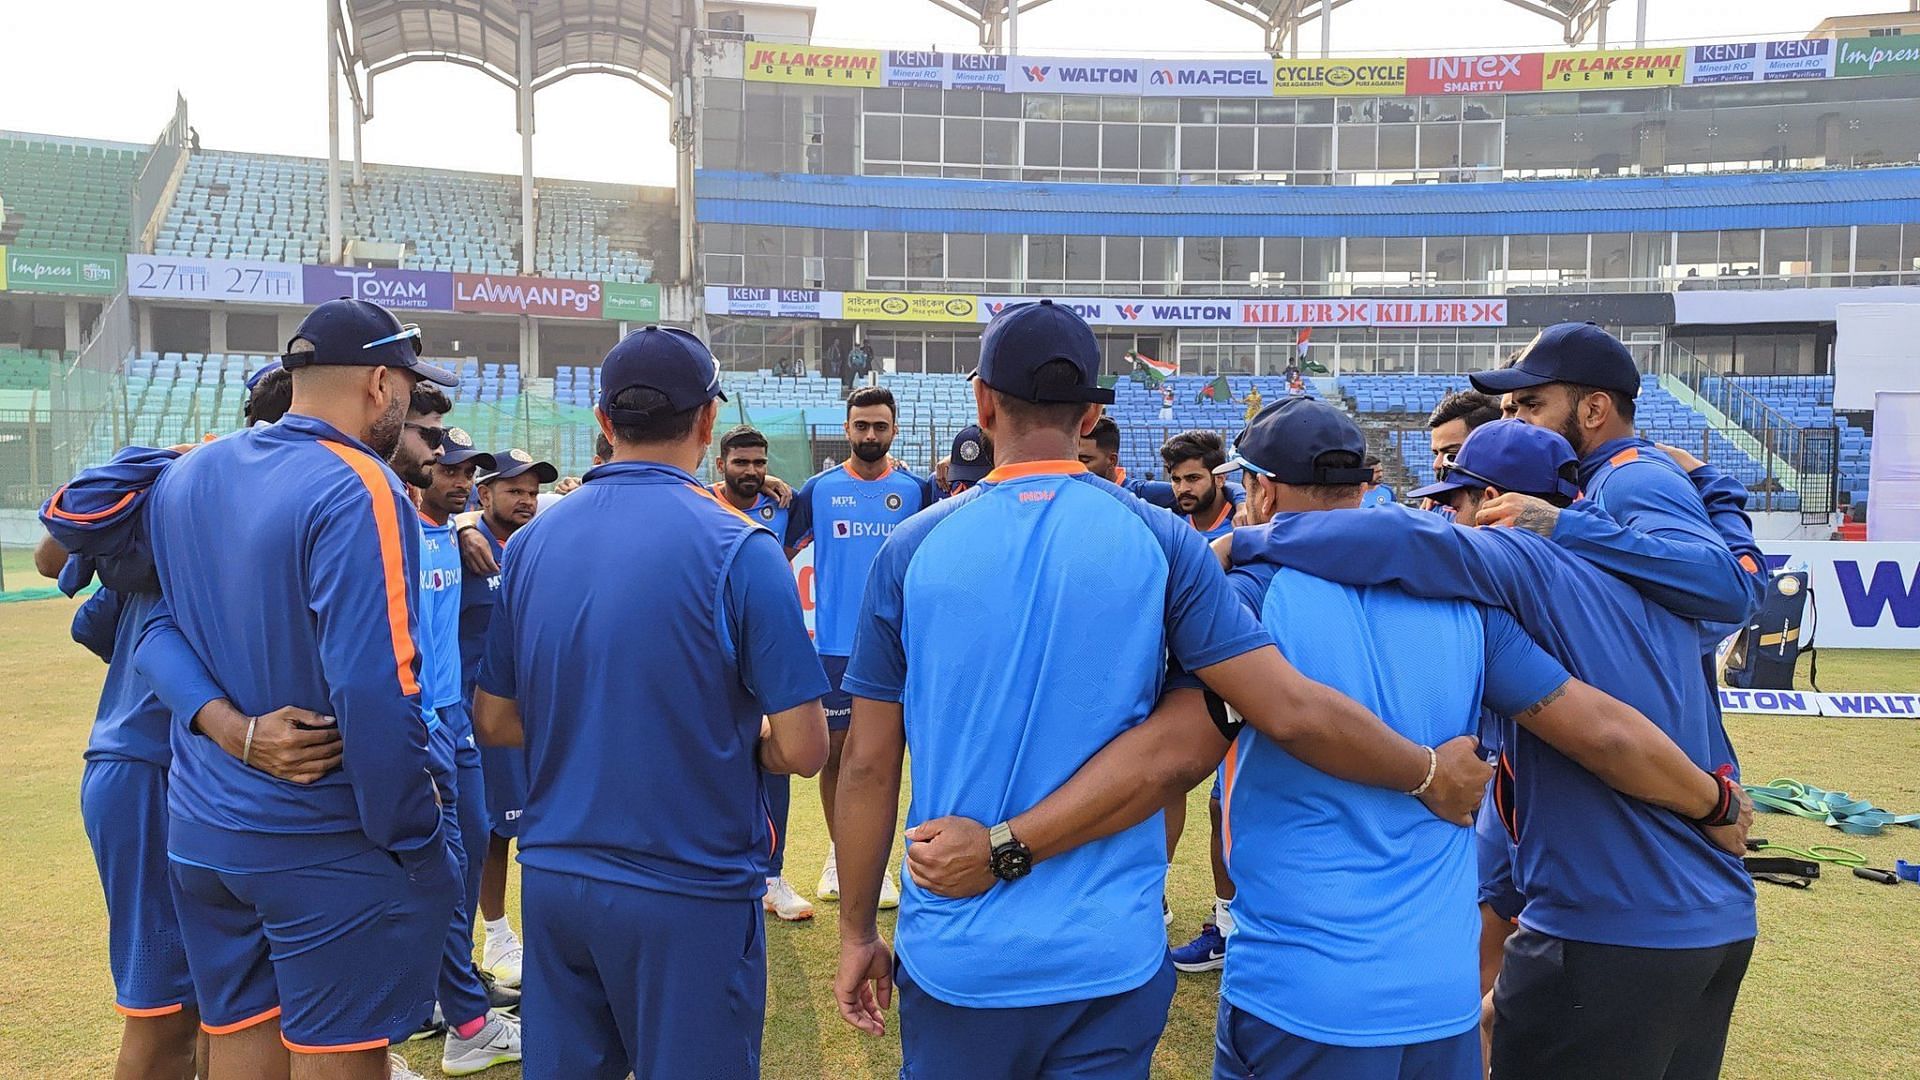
319, 441, 422, 697
1609, 447, 1640, 467
45, 485, 138, 523
202, 1006, 281, 1035
687, 482, 758, 527
1218, 738, 1239, 861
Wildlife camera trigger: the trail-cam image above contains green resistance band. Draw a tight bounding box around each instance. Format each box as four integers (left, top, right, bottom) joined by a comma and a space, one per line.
1743, 778, 1920, 837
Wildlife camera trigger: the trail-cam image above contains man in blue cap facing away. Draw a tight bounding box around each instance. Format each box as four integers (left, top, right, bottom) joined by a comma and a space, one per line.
1466, 322, 1764, 634
135, 298, 463, 1077
830, 300, 1495, 1079
473, 325, 829, 1079
1240, 418, 1757, 1080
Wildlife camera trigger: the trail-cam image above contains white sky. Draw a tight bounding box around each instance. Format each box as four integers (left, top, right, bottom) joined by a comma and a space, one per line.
0, 1, 1901, 187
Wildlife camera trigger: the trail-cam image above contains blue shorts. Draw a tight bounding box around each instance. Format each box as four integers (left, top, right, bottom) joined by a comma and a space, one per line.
81, 759, 195, 1017
897, 956, 1175, 1080
169, 841, 458, 1052
521, 868, 765, 1078
822, 653, 853, 732
436, 727, 492, 1027
480, 744, 528, 839
1214, 999, 1480, 1080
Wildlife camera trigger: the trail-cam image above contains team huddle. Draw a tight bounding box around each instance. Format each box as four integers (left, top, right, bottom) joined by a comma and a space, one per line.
40, 296, 1763, 1080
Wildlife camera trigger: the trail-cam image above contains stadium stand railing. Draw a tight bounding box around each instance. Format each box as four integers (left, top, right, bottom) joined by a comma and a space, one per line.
1655, 344, 1839, 519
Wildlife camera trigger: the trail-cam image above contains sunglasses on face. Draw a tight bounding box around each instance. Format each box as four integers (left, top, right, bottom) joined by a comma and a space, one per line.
1434, 455, 1504, 493
405, 422, 446, 450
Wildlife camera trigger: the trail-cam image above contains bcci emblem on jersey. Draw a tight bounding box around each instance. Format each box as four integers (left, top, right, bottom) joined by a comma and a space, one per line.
760, 505, 776, 521
885, 493, 903, 511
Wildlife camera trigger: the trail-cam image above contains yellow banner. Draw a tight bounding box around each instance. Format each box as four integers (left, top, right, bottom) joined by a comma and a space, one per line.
744, 45, 883, 87
1542, 48, 1686, 89
842, 292, 979, 323
1272, 58, 1408, 96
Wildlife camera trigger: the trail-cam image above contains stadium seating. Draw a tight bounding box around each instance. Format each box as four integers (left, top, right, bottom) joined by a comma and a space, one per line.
1732, 374, 1873, 509
0, 135, 143, 251
156, 151, 662, 279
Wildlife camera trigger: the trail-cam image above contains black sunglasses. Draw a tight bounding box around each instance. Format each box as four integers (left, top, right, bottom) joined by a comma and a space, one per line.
405, 422, 447, 450
1434, 455, 1505, 493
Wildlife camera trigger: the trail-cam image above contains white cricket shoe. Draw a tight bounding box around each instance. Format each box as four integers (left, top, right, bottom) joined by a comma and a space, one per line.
764, 876, 816, 921
879, 869, 900, 910
388, 1051, 426, 1079
482, 931, 523, 989
817, 854, 840, 901
441, 1011, 522, 1076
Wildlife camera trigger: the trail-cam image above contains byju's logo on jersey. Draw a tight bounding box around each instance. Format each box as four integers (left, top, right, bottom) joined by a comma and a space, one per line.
833, 520, 898, 539
885, 493, 904, 511
833, 520, 852, 538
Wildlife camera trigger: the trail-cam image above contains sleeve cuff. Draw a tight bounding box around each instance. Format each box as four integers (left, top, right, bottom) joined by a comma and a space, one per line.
758, 673, 834, 717
839, 674, 904, 704
1175, 631, 1272, 676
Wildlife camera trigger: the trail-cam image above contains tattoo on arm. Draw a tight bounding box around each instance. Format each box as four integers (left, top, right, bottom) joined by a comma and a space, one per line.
1517, 681, 1569, 719
1515, 499, 1560, 538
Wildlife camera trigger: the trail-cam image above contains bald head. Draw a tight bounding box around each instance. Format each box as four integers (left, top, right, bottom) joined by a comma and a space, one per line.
286, 346, 416, 459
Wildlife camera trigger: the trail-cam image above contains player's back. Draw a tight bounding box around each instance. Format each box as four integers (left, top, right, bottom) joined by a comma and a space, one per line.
148, 415, 426, 869
848, 467, 1240, 1009
1220, 569, 1490, 1045
488, 461, 779, 898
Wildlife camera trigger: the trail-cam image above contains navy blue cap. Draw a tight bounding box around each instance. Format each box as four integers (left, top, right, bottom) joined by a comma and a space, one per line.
477, 447, 559, 484
598, 326, 728, 422
436, 427, 496, 471
1408, 418, 1583, 503
280, 298, 457, 387
973, 300, 1115, 405
244, 358, 283, 391
1468, 322, 1640, 397
948, 424, 993, 484
1218, 396, 1372, 485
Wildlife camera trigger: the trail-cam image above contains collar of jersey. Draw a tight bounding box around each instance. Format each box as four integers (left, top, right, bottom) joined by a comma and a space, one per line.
1579, 435, 1648, 483
275, 413, 380, 458
985, 459, 1088, 483
581, 459, 699, 486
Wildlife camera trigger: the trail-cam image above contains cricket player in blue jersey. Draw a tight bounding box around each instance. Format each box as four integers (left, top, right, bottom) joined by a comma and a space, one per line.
944, 424, 993, 496
410, 427, 524, 1072
1076, 417, 1246, 515
473, 325, 829, 1079
1245, 419, 1756, 1080
830, 300, 1493, 1079
784, 385, 933, 907
709, 424, 815, 921
460, 448, 555, 986
135, 299, 461, 1079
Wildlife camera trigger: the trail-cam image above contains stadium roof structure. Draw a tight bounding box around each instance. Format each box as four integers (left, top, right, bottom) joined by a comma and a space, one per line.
324, 0, 698, 273
925, 0, 1650, 54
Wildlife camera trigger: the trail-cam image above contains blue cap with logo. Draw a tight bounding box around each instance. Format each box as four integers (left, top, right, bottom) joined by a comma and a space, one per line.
1408, 418, 1583, 503
280, 298, 457, 387
1468, 321, 1640, 398
436, 427, 496, 471
478, 447, 560, 484
598, 325, 728, 422
973, 300, 1115, 405
1217, 396, 1373, 485
948, 424, 993, 485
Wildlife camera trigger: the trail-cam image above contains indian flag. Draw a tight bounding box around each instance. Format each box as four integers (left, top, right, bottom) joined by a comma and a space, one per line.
1135, 353, 1177, 383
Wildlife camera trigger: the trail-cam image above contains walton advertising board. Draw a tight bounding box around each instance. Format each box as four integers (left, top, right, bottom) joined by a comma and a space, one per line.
1761, 542, 1920, 649
129, 255, 306, 304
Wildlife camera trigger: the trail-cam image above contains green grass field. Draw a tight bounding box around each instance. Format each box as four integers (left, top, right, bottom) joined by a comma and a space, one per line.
2, 595, 1916, 1078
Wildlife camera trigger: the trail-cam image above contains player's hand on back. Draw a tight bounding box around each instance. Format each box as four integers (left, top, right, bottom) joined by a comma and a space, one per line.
199, 700, 342, 784
554, 476, 583, 496
1653, 442, 1706, 474
1478, 492, 1560, 537
1416, 735, 1494, 826
902, 816, 995, 898
763, 474, 795, 508
459, 525, 501, 577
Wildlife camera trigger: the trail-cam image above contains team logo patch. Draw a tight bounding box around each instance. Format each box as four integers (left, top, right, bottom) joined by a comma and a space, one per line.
508, 448, 532, 463
958, 439, 981, 463
445, 426, 473, 448
760, 505, 776, 520
885, 493, 904, 511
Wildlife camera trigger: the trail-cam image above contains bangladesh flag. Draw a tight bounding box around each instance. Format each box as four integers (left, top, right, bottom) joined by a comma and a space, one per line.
1200, 374, 1230, 403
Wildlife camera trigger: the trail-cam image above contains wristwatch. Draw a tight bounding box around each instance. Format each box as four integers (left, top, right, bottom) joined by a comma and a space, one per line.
988, 822, 1032, 882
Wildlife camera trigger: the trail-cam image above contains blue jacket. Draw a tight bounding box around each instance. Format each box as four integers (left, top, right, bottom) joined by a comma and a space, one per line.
137, 414, 443, 873
1237, 505, 1757, 949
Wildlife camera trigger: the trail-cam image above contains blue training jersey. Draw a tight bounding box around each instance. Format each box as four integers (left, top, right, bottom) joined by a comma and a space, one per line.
1218, 557, 1568, 1047
71, 588, 172, 767
1240, 504, 1758, 949
844, 460, 1271, 1009
418, 514, 465, 714
715, 484, 790, 542
458, 518, 507, 700
479, 460, 828, 900
785, 462, 933, 656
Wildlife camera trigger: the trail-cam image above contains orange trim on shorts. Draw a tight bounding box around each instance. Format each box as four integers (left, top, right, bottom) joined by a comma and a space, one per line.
45, 485, 138, 523
116, 1002, 186, 1018
318, 441, 422, 696
282, 1034, 390, 1054
202, 1005, 281, 1035
1218, 739, 1239, 861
